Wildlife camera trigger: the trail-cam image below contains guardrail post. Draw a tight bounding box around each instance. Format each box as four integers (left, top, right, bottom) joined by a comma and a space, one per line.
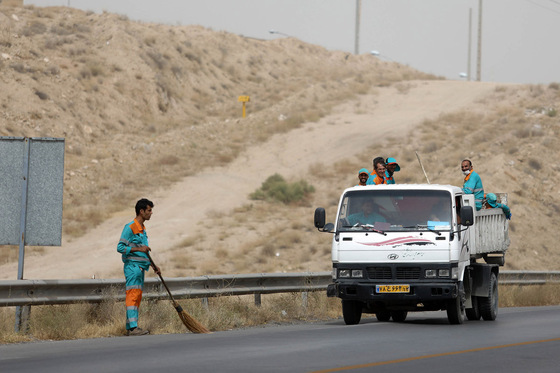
301, 292, 308, 310
254, 293, 261, 307
15, 305, 31, 333
201, 297, 209, 310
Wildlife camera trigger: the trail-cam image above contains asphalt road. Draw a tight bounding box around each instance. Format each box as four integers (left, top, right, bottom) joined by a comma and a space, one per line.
1, 306, 559, 373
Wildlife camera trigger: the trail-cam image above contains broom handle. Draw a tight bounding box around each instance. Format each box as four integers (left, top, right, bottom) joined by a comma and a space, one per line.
146, 252, 176, 303
415, 151, 431, 184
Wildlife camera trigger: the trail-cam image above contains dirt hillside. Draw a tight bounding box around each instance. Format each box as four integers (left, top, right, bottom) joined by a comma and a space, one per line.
1, 5, 559, 280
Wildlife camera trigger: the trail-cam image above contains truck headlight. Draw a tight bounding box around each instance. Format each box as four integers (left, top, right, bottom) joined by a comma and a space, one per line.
339, 269, 351, 278
438, 269, 450, 278
351, 270, 363, 278
451, 267, 459, 279
425, 269, 437, 278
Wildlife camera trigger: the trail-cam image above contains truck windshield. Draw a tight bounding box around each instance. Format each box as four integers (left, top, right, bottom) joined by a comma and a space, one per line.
337, 189, 453, 232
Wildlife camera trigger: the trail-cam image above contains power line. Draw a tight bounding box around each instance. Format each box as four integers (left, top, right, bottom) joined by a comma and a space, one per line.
525, 0, 560, 15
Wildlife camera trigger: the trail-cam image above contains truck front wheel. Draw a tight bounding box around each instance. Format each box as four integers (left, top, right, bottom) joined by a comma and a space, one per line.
446, 295, 465, 324
342, 300, 362, 325
479, 272, 498, 321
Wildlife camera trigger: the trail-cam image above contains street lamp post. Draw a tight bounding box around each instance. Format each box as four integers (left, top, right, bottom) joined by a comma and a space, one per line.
476, 0, 483, 81
354, 0, 361, 55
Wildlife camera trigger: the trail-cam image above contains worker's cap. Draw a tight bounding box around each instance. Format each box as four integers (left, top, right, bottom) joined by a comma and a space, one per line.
358, 168, 369, 176
486, 193, 498, 208
385, 157, 400, 171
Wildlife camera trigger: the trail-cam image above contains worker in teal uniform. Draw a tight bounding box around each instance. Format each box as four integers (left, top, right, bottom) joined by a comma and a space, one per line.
117, 198, 160, 336
461, 159, 484, 210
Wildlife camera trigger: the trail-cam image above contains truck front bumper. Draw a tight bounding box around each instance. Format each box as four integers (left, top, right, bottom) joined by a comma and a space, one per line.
327, 281, 459, 302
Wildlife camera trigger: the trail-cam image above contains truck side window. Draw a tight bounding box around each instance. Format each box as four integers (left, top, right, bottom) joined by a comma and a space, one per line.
455, 195, 462, 239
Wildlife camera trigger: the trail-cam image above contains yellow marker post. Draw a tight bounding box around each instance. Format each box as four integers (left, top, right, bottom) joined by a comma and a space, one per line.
238, 95, 250, 118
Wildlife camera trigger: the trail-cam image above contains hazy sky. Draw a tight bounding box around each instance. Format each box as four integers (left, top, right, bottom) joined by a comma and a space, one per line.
25, 1, 560, 84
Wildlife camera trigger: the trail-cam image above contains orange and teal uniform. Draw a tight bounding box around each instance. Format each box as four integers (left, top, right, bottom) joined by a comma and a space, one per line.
117, 218, 151, 331
463, 170, 484, 210
385, 170, 396, 184
367, 172, 386, 185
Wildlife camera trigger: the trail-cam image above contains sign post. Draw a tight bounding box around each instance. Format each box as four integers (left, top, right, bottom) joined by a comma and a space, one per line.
238, 95, 250, 118
0, 137, 65, 332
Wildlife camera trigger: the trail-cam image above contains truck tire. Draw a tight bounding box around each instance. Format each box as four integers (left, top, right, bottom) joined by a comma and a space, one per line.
342, 300, 362, 325
465, 296, 481, 321
390, 310, 407, 322
479, 272, 498, 321
375, 311, 391, 322
446, 296, 465, 324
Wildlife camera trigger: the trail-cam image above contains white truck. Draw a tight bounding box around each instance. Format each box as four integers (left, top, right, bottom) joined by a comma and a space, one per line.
314, 184, 509, 325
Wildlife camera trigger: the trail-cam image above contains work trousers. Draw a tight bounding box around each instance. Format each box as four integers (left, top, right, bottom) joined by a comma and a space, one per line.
124, 262, 145, 330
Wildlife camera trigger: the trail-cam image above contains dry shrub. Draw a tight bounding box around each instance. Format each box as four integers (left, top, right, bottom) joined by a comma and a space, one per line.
158, 154, 180, 166
0, 308, 34, 344
528, 158, 542, 171
174, 235, 200, 249
34, 90, 48, 100
250, 174, 315, 205
500, 284, 560, 307
0, 245, 18, 266
22, 21, 47, 36
10, 63, 25, 73
146, 50, 166, 70
0, 24, 12, 47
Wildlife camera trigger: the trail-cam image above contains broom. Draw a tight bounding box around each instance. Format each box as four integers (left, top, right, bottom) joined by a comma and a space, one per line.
147, 252, 211, 334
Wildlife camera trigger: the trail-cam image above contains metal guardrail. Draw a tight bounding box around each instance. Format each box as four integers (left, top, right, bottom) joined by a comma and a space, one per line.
1, 271, 559, 307
499, 270, 560, 285
0, 272, 332, 307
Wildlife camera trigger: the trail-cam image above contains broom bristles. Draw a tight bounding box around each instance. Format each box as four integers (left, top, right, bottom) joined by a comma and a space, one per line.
173, 301, 211, 334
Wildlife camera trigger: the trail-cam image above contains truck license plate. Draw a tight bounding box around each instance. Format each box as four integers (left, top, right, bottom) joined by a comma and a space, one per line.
376, 284, 410, 293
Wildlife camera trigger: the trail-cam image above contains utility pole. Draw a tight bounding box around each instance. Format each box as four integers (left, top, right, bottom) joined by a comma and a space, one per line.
476, 0, 483, 81
467, 8, 472, 81
354, 0, 361, 55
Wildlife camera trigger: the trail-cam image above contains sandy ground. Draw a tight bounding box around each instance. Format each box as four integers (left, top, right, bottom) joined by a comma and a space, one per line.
0, 80, 500, 280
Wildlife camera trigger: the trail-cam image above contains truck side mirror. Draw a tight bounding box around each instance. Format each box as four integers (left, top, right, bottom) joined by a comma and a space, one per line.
460, 206, 474, 226
314, 207, 326, 229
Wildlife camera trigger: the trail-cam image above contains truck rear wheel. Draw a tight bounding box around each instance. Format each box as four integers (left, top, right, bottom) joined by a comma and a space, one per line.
390, 311, 407, 322
446, 296, 465, 324
375, 311, 391, 322
342, 300, 362, 325
479, 272, 498, 321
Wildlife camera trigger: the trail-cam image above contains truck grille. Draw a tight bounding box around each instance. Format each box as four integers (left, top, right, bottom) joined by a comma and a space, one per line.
366, 267, 392, 279
366, 266, 421, 280
396, 267, 421, 280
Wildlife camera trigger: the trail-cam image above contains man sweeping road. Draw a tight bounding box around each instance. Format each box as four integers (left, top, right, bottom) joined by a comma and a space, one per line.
117, 198, 160, 336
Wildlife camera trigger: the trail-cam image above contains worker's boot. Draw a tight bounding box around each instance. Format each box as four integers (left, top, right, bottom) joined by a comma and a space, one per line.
126, 327, 150, 336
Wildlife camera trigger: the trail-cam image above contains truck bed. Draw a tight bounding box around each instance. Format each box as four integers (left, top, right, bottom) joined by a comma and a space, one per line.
472, 208, 509, 255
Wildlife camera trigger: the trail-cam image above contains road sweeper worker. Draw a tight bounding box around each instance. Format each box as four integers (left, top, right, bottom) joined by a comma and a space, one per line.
461, 159, 484, 210
357, 168, 369, 186
117, 198, 160, 336
367, 157, 387, 185
385, 157, 400, 184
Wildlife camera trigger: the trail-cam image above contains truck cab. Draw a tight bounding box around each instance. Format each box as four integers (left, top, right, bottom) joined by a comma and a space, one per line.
315, 184, 508, 325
